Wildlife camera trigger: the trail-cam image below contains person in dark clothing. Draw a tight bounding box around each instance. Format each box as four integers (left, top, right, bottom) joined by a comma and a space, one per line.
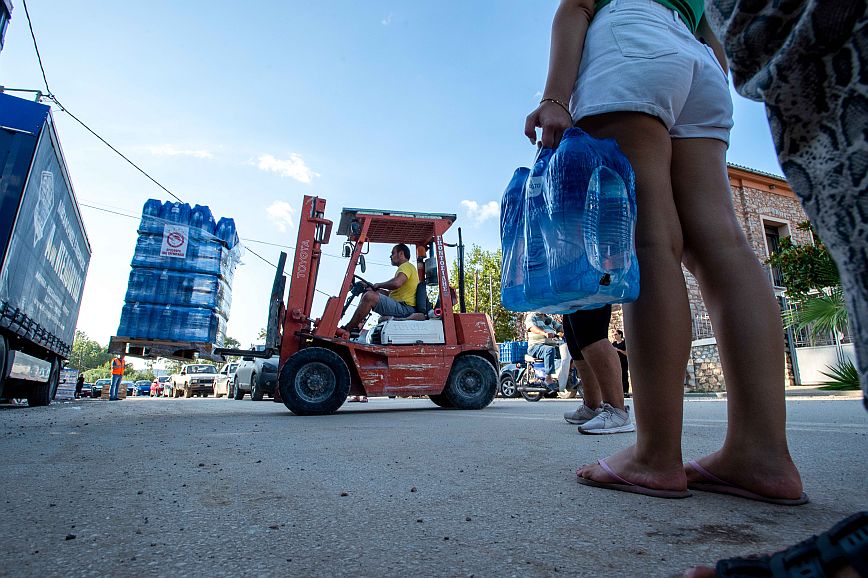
74, 374, 85, 399
612, 330, 629, 397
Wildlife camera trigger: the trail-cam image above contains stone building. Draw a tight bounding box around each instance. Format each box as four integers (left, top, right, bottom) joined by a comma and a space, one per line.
683, 164, 811, 391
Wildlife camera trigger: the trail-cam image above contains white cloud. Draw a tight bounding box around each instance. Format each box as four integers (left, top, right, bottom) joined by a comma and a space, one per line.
256, 153, 319, 183
381, 13, 393, 25
461, 200, 500, 225
266, 201, 296, 233
149, 144, 213, 159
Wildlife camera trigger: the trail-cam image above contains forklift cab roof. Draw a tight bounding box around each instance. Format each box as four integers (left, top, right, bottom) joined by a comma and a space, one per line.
337, 207, 457, 245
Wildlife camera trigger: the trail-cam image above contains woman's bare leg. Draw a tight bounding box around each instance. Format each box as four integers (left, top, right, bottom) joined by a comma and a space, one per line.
575, 112, 691, 491
671, 138, 803, 499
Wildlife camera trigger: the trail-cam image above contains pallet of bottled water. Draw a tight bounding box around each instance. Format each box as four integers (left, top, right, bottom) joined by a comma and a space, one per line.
500, 128, 640, 314
116, 199, 241, 348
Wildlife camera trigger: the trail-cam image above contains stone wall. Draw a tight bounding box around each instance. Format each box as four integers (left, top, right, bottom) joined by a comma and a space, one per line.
690, 342, 725, 391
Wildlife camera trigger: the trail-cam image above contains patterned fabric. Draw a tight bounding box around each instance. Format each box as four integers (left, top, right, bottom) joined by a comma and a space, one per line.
705, 0, 868, 396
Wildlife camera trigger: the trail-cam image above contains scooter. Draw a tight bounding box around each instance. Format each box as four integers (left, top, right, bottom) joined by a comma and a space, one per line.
515, 345, 583, 402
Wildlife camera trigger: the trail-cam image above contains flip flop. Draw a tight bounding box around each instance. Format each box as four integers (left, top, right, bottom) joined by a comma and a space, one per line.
576, 458, 692, 499
686, 460, 809, 506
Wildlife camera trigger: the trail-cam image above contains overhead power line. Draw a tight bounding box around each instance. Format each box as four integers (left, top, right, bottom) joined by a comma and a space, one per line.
21, 0, 52, 97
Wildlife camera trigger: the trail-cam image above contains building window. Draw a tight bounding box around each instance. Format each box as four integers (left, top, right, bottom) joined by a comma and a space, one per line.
762, 220, 790, 287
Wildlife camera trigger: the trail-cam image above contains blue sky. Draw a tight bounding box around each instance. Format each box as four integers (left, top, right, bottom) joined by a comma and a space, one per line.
1, 1, 784, 353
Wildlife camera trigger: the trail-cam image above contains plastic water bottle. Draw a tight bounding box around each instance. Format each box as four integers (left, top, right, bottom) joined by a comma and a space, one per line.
583, 166, 634, 286
140, 199, 162, 233
216, 217, 238, 248
500, 167, 532, 311
523, 148, 556, 307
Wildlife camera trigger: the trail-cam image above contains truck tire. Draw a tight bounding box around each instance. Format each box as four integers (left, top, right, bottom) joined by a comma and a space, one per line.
0, 334, 8, 387
27, 355, 60, 407
279, 347, 350, 416
233, 379, 244, 400
251, 374, 263, 401
441, 355, 497, 410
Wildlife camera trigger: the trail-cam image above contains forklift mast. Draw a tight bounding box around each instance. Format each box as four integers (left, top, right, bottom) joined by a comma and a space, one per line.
280, 195, 333, 360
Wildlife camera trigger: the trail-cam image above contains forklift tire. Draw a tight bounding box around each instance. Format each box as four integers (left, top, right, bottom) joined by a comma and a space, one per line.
279, 347, 350, 416
442, 355, 497, 410
428, 393, 455, 408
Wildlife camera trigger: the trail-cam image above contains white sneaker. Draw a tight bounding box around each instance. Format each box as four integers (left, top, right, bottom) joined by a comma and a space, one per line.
563, 404, 601, 425
578, 403, 635, 434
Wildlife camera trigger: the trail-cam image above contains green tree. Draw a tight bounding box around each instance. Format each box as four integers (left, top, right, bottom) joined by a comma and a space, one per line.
69, 331, 112, 372
222, 336, 241, 362
257, 328, 267, 342
450, 245, 517, 342
83, 360, 112, 382
766, 222, 839, 302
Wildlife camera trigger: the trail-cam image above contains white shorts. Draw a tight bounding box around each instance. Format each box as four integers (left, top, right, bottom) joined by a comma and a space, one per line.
569, 0, 734, 144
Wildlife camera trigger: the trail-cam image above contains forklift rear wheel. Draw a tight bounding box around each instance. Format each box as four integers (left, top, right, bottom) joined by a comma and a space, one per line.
442, 355, 497, 410
279, 347, 351, 416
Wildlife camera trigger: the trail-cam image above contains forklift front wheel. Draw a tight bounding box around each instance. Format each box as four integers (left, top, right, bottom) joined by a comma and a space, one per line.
442, 355, 497, 410
279, 347, 351, 416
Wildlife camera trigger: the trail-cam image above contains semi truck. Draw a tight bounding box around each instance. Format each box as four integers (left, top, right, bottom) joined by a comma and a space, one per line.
0, 92, 91, 405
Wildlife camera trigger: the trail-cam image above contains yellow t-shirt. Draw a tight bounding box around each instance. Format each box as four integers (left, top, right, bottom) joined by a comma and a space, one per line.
389, 262, 419, 307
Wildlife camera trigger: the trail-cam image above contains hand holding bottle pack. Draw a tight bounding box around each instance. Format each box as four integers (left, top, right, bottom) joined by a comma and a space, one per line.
500, 127, 639, 313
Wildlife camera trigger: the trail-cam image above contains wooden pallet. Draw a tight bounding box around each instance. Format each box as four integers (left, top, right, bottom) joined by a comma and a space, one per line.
108, 336, 225, 362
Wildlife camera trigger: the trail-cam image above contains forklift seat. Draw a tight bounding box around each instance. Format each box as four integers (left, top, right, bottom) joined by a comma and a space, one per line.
414, 282, 430, 315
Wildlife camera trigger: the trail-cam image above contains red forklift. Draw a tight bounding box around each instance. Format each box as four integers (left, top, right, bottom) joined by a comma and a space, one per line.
218, 195, 498, 415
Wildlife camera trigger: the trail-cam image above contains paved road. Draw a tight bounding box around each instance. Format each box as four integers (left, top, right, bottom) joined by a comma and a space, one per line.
1, 394, 866, 577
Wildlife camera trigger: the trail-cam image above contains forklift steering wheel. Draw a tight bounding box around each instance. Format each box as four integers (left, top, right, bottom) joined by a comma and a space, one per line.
353, 275, 375, 291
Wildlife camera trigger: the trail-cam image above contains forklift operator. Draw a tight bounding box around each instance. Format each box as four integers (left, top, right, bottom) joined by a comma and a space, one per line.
344, 244, 420, 334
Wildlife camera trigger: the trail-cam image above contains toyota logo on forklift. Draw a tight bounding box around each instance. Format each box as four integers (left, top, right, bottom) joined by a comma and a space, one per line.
216, 195, 498, 415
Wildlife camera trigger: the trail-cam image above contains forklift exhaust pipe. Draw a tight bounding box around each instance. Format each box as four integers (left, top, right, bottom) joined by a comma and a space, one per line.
457, 227, 466, 313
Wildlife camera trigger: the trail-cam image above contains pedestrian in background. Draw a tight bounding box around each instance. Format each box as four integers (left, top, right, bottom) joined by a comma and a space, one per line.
74, 374, 84, 399
562, 306, 633, 434
109, 354, 125, 401
525, 0, 805, 501
612, 330, 629, 397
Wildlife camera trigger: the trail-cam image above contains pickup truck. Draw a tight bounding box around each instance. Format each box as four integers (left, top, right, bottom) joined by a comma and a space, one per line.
170, 364, 217, 398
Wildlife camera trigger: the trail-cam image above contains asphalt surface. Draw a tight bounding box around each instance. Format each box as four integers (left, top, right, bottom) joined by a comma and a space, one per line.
1, 393, 866, 578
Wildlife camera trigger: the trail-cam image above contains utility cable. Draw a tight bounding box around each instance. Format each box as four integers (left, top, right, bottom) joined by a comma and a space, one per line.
49, 96, 184, 203
21, 0, 52, 97
19, 1, 185, 204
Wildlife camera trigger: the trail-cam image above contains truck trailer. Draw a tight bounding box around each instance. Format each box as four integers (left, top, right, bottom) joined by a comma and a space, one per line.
0, 92, 91, 405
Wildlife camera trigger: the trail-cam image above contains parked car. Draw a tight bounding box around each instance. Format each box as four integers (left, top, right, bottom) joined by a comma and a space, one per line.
79, 383, 93, 398
123, 381, 135, 397
133, 380, 152, 396
91, 378, 111, 398
151, 375, 170, 397
171, 364, 217, 398
214, 362, 238, 398
233, 346, 279, 401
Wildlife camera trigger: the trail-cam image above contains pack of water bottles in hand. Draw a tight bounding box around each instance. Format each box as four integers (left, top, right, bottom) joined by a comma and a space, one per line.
501, 127, 639, 313
118, 200, 240, 344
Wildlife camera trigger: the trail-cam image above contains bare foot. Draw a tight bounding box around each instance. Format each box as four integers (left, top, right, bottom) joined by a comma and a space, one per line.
577, 445, 687, 492
685, 448, 804, 501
